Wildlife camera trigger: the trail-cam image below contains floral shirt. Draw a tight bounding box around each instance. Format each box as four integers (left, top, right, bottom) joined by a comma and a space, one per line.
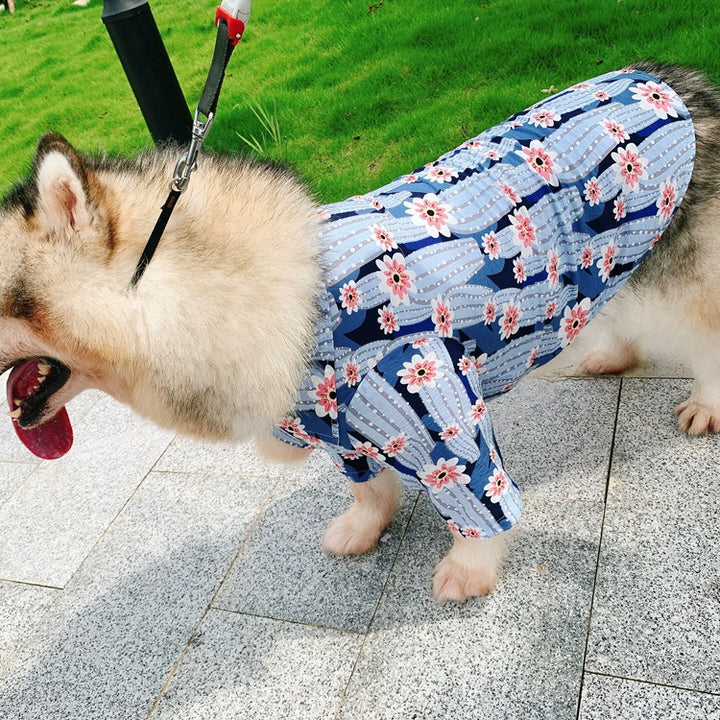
274, 68, 695, 538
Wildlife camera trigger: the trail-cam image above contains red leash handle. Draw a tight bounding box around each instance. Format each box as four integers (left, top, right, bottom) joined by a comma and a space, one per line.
215, 0, 251, 46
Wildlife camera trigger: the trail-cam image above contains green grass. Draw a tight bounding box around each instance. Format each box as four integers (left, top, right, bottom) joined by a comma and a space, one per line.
1, 0, 719, 202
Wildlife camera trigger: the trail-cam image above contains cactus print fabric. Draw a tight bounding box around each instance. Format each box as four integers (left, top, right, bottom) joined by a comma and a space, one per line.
274, 67, 695, 538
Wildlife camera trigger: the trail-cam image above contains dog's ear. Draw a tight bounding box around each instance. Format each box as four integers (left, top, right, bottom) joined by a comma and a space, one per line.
32, 133, 93, 234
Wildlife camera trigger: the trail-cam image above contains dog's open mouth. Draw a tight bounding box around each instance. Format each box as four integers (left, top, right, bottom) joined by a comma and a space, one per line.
6, 357, 73, 459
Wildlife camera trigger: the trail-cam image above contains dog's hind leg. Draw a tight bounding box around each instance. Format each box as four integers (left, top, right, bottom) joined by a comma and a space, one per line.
579, 288, 644, 376
433, 531, 509, 603
322, 469, 403, 556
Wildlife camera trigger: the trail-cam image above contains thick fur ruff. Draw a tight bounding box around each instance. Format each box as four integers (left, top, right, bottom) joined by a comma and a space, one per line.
1, 62, 719, 600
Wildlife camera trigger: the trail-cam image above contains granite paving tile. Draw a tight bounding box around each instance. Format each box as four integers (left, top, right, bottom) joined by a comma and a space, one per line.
151, 610, 362, 720
0, 469, 273, 720
0, 394, 174, 587
578, 673, 720, 719
155, 436, 278, 477
215, 450, 416, 633
337, 494, 604, 720
0, 581, 58, 674
0, 462, 38, 506
586, 378, 720, 694
489, 376, 619, 500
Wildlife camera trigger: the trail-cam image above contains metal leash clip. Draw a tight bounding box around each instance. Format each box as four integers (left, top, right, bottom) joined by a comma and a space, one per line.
171, 109, 215, 193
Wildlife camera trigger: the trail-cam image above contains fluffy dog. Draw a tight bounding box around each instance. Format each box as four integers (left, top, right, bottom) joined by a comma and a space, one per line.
1, 62, 718, 601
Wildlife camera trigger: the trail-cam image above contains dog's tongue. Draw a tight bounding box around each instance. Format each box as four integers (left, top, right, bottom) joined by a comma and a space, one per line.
6, 359, 73, 460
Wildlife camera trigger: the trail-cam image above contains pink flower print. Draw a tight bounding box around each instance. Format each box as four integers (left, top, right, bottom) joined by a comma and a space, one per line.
470, 399, 486, 423
339, 280, 360, 314
371, 198, 384, 211
527, 346, 539, 367
419, 457, 471, 493
510, 207, 537, 256
440, 423, 461, 441
601, 118, 630, 144
341, 449, 364, 460
427, 165, 457, 183
432, 296, 453, 337
378, 305, 399, 335
279, 417, 312, 443
560, 297, 592, 345
612, 143, 645, 191
597, 242, 616, 282
499, 302, 522, 340
457, 356, 474, 375
484, 301, 497, 325
486, 149, 500, 161
350, 438, 386, 462
474, 352, 488, 373
651, 233, 662, 249
397, 352, 440, 393
546, 249, 560, 285
518, 140, 559, 186
344, 361, 360, 387
404, 173, 418, 183
529, 108, 560, 128
464, 139, 483, 150
447, 520, 460, 534
584, 177, 601, 206
464, 527, 483, 539
580, 246, 594, 269
545, 300, 557, 319
482, 231, 500, 260
657, 181, 677, 220
312, 366, 338, 419
513, 257, 526, 284
404, 193, 455, 238
572, 82, 592, 90
376, 253, 415, 305
613, 196, 626, 221
412, 337, 430, 348
383, 435, 406, 457
371, 225, 397, 251
484, 468, 510, 503
594, 90, 609, 102
499, 183, 520, 205
632, 81, 679, 119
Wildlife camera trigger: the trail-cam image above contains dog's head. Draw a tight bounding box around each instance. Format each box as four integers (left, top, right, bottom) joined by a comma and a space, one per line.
0, 134, 322, 458
0, 134, 131, 457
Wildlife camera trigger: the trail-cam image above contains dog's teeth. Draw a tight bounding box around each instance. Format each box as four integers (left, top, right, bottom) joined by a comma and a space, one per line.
37, 375, 46, 384
37, 362, 51, 376
13, 398, 22, 407
7, 408, 22, 419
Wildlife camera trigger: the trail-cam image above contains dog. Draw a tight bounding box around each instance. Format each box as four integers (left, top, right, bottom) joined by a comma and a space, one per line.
1, 62, 718, 602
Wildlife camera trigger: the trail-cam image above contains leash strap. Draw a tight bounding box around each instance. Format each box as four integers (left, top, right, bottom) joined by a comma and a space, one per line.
129, 189, 181, 288
129, 0, 251, 289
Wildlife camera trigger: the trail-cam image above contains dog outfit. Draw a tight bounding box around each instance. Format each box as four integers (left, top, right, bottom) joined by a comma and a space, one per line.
274, 68, 695, 538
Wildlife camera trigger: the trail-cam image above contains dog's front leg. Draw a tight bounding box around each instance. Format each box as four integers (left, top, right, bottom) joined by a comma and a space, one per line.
255, 434, 313, 464
433, 531, 509, 603
322, 469, 403, 556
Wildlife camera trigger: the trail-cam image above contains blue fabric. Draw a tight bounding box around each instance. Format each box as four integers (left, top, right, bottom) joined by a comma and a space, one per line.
274, 68, 695, 538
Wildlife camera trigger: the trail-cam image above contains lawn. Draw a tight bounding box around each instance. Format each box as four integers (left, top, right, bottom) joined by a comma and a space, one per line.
1, 0, 719, 202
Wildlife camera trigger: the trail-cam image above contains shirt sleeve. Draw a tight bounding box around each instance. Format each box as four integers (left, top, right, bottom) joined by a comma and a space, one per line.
343, 335, 522, 538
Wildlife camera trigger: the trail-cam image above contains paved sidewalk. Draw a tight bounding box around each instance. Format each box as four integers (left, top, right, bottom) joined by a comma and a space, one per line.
0, 341, 718, 719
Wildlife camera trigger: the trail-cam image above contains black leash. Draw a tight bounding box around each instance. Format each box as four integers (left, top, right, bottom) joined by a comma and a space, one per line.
129, 1, 250, 289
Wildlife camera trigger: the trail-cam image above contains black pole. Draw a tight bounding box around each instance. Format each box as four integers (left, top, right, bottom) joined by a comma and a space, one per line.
102, 0, 193, 146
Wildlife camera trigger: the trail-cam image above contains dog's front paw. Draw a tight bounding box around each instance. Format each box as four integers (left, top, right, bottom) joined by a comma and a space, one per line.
322, 507, 383, 556
432, 532, 507, 603
433, 554, 497, 603
676, 399, 720, 435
